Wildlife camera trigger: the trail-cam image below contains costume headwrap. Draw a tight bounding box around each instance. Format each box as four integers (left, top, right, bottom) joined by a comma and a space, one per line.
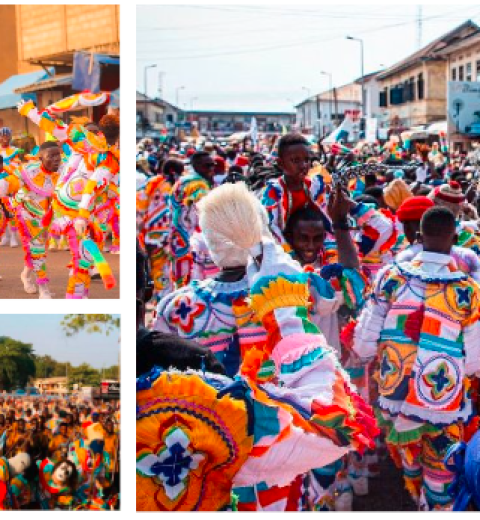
0, 127, 12, 137
383, 179, 412, 211
396, 196, 434, 223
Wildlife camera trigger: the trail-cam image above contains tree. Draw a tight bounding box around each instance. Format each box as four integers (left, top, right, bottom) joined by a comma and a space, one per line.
35, 355, 59, 379
0, 336, 36, 391
103, 365, 120, 380
68, 363, 101, 390
60, 315, 120, 337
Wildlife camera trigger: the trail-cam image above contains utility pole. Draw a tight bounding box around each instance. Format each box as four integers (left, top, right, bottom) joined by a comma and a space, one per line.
417, 7, 423, 50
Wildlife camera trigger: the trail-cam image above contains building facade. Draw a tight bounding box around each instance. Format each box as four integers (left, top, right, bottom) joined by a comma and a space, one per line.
0, 5, 120, 145
188, 110, 295, 137
33, 377, 68, 396
296, 82, 362, 136
376, 21, 479, 137
436, 30, 480, 150
136, 91, 181, 138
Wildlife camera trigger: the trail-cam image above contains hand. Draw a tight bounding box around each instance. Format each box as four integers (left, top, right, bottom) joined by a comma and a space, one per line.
246, 238, 302, 287
327, 183, 354, 223
74, 218, 87, 237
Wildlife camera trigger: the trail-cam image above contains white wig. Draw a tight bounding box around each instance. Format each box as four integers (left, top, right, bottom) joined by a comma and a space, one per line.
197, 182, 270, 268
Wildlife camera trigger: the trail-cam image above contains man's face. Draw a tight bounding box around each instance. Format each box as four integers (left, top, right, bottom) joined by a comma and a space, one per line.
0, 134, 10, 148
18, 420, 26, 433
194, 156, 215, 181
278, 144, 310, 185
287, 219, 325, 265
60, 425, 67, 436
40, 146, 62, 172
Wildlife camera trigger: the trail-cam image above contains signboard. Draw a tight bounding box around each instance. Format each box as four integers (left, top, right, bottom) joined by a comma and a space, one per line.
101, 380, 120, 397
365, 118, 378, 143
447, 81, 480, 137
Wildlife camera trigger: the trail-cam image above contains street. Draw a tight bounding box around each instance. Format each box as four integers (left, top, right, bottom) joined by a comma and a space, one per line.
0, 245, 120, 299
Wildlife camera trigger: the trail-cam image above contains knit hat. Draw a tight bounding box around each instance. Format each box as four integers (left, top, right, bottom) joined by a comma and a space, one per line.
428, 181, 465, 217
396, 196, 434, 223
0, 127, 12, 137
383, 179, 412, 211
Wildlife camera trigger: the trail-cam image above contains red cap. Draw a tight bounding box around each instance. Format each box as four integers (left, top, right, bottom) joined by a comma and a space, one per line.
235, 156, 249, 167
214, 156, 226, 174
397, 196, 434, 222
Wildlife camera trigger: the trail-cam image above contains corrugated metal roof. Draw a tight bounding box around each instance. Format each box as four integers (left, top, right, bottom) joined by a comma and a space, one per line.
14, 73, 72, 94
0, 69, 53, 110
377, 20, 478, 80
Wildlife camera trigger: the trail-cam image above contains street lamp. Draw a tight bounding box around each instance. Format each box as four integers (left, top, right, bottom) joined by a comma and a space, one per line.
301, 86, 311, 98
190, 96, 198, 110
320, 71, 333, 131
144, 64, 157, 137
346, 36, 365, 129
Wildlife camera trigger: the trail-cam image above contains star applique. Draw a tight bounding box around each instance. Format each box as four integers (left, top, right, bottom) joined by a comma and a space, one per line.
136, 427, 204, 501
170, 295, 206, 334
455, 286, 472, 309
380, 351, 398, 381
423, 362, 455, 400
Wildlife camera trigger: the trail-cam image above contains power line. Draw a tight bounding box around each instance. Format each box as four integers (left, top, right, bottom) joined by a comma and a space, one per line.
138, 9, 477, 62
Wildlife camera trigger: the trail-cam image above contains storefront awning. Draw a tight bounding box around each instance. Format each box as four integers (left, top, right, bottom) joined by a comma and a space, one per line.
14, 73, 72, 95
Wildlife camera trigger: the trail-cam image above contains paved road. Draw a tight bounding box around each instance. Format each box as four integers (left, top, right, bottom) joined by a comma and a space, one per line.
0, 245, 120, 299
354, 456, 417, 511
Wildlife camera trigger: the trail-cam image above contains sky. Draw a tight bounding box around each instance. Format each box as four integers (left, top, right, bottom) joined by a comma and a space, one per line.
0, 315, 120, 369
137, 4, 480, 112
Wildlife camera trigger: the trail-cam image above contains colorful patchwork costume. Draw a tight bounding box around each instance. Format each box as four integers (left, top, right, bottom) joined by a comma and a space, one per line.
18, 94, 118, 298
169, 172, 211, 288
0, 159, 59, 287
352, 251, 480, 509
137, 239, 378, 511
137, 174, 172, 302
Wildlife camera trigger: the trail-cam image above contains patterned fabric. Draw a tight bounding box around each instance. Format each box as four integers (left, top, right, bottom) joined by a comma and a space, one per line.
261, 174, 326, 248
169, 173, 211, 288
155, 276, 262, 377
353, 251, 480, 426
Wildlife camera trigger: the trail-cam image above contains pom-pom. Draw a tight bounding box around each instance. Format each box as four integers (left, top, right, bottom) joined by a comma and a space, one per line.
198, 182, 264, 253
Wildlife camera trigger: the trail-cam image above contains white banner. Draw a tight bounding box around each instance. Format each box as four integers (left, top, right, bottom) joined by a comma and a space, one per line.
323, 115, 354, 144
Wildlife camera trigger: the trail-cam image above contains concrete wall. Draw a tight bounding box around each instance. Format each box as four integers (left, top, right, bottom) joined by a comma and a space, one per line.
0, 6, 20, 83
15, 4, 119, 73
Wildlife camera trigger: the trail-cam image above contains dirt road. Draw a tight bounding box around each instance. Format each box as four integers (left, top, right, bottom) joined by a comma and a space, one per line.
0, 245, 120, 299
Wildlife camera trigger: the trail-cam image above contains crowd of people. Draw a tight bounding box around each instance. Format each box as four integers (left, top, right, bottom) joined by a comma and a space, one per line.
0, 395, 120, 510
136, 130, 480, 511
0, 92, 119, 299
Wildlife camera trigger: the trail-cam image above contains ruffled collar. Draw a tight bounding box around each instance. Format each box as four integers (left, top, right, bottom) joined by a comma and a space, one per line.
396, 251, 468, 282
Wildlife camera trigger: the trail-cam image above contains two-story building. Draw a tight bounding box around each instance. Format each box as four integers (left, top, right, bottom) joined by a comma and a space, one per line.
376, 20, 479, 137
295, 81, 362, 137
435, 27, 480, 150
136, 91, 182, 139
